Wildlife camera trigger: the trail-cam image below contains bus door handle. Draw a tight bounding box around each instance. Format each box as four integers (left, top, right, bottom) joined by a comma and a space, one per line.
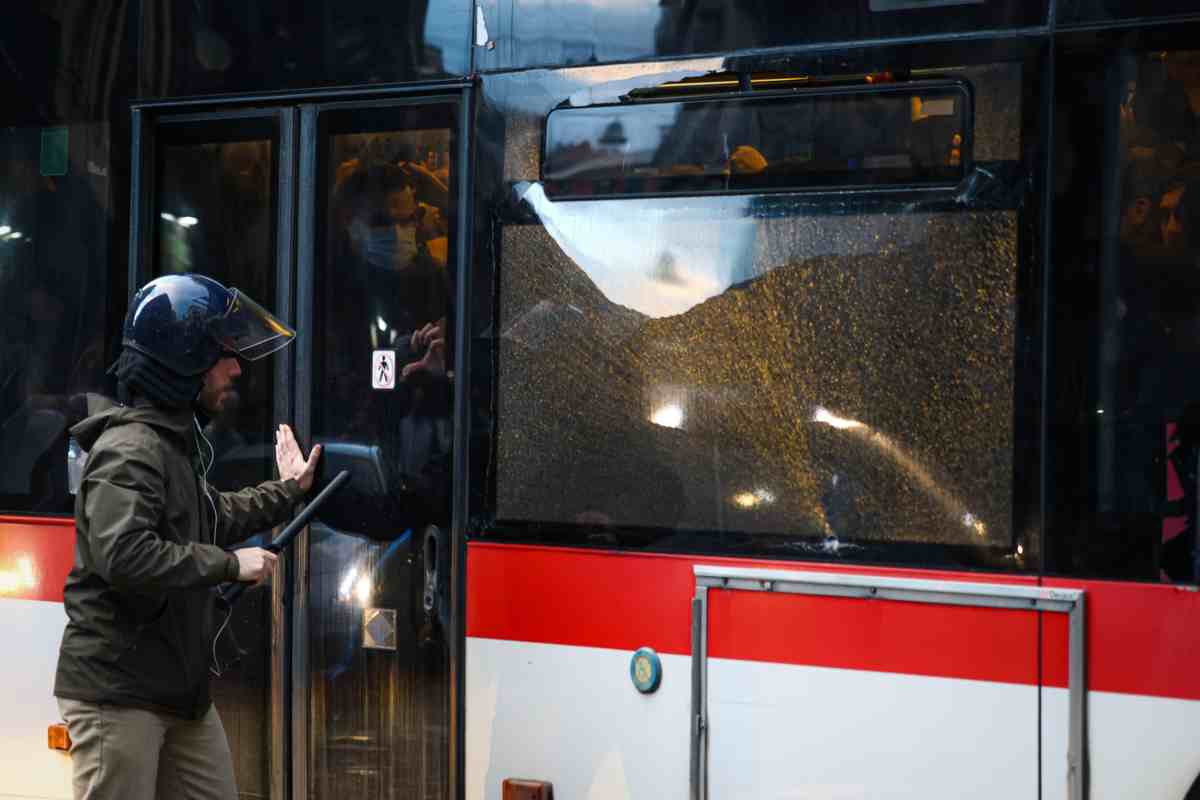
423, 525, 441, 616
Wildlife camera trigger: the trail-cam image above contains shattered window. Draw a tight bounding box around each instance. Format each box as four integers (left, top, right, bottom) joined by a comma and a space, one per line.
487, 58, 1029, 561
495, 188, 1017, 550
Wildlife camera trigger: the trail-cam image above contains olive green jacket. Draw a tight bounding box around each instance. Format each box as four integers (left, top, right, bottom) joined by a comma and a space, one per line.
54, 396, 303, 718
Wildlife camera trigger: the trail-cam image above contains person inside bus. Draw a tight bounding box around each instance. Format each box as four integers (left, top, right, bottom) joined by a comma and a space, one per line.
336, 163, 449, 276
53, 273, 322, 800
382, 162, 449, 269
1119, 163, 1161, 250
321, 152, 454, 543
1117, 174, 1200, 582
1121, 58, 1195, 172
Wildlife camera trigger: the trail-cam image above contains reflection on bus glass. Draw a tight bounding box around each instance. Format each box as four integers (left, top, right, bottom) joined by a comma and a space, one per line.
1084, 50, 1200, 582
0, 124, 116, 514
543, 85, 969, 197
475, 0, 1046, 71
156, 134, 279, 487
496, 193, 1016, 547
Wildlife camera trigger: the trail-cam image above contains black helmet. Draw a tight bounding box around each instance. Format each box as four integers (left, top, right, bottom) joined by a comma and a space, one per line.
123, 273, 295, 377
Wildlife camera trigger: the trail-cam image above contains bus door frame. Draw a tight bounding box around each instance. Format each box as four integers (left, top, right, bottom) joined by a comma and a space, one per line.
127, 81, 477, 800
690, 565, 1087, 800
127, 101, 300, 800
292, 88, 475, 800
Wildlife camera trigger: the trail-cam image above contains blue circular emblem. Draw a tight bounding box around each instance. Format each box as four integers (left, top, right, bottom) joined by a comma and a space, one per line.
630, 647, 662, 694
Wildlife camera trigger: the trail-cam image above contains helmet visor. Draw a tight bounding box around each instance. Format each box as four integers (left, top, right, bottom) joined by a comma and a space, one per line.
211, 289, 296, 361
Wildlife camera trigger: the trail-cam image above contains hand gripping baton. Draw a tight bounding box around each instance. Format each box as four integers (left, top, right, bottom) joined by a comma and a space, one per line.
219, 469, 351, 608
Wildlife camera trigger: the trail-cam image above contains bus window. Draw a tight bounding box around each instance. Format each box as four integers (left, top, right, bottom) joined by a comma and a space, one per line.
138, 0, 471, 97
543, 82, 971, 198
0, 123, 120, 515
154, 119, 281, 488
1051, 41, 1200, 584
491, 58, 1033, 568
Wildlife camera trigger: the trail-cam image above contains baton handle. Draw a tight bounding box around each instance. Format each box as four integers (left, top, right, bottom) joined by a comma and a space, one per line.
220, 470, 351, 608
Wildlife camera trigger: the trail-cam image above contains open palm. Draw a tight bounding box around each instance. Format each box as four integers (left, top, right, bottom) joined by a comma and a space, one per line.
275, 424, 322, 492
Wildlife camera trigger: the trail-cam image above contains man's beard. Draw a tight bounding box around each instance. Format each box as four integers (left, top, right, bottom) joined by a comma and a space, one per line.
197, 385, 234, 415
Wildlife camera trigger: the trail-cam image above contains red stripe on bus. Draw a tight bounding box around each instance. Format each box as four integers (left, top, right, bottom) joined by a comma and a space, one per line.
467, 543, 1038, 681
468, 542, 1200, 700
467, 543, 697, 656
1041, 577, 1200, 700
707, 588, 1040, 685
0, 516, 75, 603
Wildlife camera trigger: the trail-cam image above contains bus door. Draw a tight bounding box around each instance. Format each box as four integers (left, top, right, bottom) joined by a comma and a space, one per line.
294, 97, 463, 800
130, 91, 469, 800
130, 105, 298, 800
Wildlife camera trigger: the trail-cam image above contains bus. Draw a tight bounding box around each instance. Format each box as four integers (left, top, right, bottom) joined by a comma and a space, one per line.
2, 1, 1200, 799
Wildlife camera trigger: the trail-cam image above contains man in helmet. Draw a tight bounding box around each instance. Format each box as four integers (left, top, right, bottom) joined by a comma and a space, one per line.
53, 273, 322, 799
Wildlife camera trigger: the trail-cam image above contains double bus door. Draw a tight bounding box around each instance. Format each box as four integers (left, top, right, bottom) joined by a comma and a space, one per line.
129, 92, 468, 800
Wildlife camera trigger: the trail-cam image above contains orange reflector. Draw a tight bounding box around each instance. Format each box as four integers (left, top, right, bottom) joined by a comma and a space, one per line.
503, 778, 554, 800
48, 723, 71, 752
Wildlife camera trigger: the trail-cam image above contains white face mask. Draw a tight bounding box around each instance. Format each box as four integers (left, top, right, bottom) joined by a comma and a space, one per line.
365, 223, 419, 271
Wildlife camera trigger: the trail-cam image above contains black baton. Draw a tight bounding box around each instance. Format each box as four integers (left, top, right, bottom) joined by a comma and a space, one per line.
220, 469, 351, 608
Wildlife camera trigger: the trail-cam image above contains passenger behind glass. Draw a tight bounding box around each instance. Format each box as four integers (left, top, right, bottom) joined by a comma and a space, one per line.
385, 163, 449, 268
339, 164, 448, 275
1123, 179, 1200, 582
324, 157, 453, 534
1119, 163, 1160, 251
1122, 57, 1195, 171
1157, 180, 1200, 259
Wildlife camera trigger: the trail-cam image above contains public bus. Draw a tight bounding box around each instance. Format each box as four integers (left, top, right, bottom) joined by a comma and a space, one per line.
2, 1, 1200, 799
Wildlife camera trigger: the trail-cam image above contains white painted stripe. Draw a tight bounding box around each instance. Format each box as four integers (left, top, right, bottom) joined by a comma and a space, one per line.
0, 600, 71, 800
708, 657, 1038, 799
1043, 687, 1200, 800
467, 638, 692, 800
470, 637, 1200, 800
467, 637, 1038, 800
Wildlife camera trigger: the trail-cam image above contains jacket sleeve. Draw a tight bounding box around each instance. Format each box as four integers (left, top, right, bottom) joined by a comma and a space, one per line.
83, 439, 239, 590
210, 478, 305, 548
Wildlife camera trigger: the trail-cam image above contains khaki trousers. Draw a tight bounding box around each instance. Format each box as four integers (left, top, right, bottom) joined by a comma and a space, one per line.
57, 698, 238, 800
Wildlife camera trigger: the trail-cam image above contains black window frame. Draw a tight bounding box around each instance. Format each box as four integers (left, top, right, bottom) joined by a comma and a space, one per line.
473, 40, 1048, 576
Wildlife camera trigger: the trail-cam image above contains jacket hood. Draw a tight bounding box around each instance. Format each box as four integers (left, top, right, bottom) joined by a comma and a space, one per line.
70, 393, 195, 451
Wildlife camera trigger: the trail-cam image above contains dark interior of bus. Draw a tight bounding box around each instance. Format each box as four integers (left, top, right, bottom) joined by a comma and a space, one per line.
3, 4, 1200, 799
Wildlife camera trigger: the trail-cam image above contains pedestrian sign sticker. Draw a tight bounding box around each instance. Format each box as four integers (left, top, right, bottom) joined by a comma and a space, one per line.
372, 350, 395, 390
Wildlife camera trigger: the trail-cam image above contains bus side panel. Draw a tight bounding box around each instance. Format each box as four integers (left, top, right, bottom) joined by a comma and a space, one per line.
705, 586, 1040, 799
0, 518, 75, 800
466, 638, 692, 800
1041, 579, 1200, 800
708, 659, 1037, 799
466, 543, 1044, 800
465, 543, 696, 799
